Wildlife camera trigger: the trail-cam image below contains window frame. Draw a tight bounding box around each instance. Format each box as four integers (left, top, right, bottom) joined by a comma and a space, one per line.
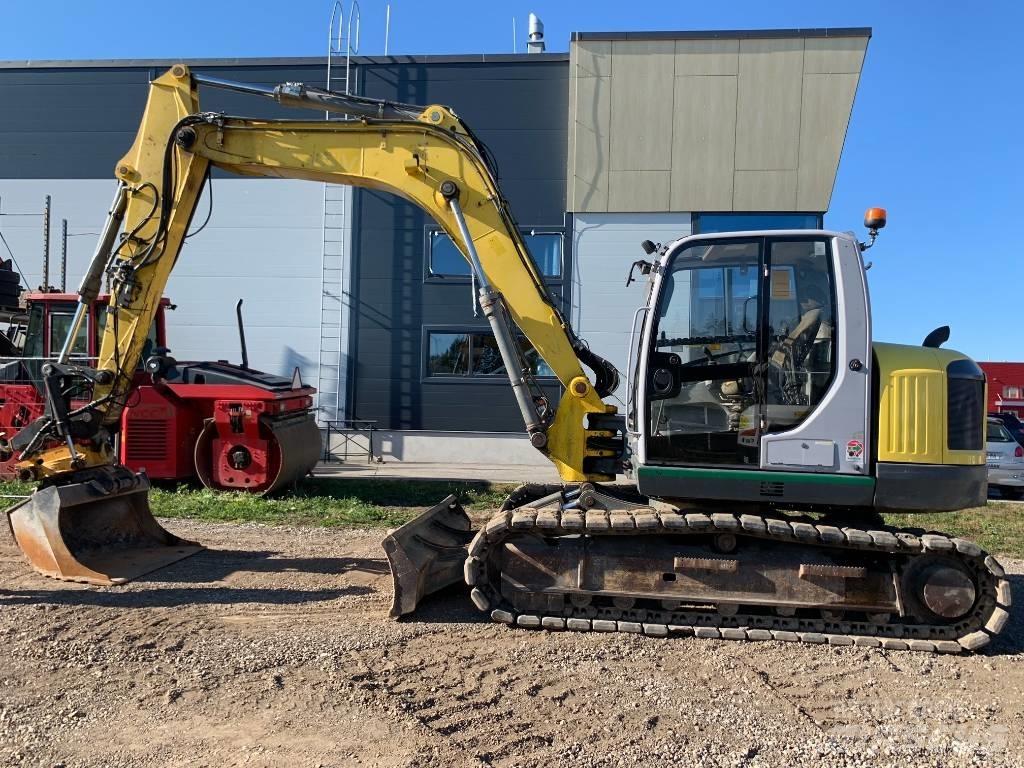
423, 226, 566, 283
421, 325, 559, 385
23, 302, 45, 359
651, 236, 765, 360
762, 235, 839, 433
48, 309, 91, 359
692, 212, 823, 235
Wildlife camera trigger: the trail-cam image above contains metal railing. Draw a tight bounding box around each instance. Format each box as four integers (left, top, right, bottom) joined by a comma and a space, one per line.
322, 418, 377, 463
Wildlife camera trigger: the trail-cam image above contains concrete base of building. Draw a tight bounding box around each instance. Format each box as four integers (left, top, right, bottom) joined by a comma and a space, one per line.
313, 461, 560, 484
323, 428, 554, 467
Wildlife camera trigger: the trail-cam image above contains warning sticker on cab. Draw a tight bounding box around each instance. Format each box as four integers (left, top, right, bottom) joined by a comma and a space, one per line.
846, 439, 864, 460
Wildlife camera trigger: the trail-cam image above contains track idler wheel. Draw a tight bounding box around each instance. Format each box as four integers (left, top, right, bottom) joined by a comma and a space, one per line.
904, 556, 979, 621
5, 469, 202, 586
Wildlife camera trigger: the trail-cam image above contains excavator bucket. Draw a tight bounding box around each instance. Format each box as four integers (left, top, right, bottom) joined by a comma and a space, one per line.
5, 471, 202, 586
382, 495, 475, 618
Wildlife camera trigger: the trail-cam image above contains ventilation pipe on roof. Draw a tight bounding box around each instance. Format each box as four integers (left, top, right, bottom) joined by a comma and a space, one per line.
527, 13, 545, 53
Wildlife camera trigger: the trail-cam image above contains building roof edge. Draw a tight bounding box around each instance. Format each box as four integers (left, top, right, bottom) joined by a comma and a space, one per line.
571, 27, 872, 42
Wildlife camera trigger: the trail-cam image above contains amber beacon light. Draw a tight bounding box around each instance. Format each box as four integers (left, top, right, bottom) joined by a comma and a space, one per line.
864, 207, 887, 231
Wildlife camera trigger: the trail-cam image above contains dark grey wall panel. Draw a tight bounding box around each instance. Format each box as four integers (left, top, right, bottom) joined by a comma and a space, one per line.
0, 63, 331, 178
350, 58, 569, 431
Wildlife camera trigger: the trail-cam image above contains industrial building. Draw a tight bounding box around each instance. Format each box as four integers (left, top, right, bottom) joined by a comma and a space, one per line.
980, 363, 1024, 418
0, 26, 870, 463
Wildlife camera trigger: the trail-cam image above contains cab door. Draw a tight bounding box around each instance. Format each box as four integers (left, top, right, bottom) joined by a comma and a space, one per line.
639, 238, 765, 468
758, 235, 871, 475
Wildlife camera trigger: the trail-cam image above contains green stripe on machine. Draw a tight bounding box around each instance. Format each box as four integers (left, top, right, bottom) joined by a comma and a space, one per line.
636, 466, 875, 486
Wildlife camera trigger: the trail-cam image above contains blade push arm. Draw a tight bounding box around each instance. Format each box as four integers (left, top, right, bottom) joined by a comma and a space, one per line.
18, 65, 621, 483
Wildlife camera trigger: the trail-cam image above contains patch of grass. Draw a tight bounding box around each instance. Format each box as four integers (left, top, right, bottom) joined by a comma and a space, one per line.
0, 480, 32, 498
148, 478, 515, 529
2, 477, 1020, 556
0, 477, 514, 530
884, 502, 1024, 559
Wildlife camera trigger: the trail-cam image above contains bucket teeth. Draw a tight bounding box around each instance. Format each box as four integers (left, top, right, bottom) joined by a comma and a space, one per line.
6, 469, 202, 586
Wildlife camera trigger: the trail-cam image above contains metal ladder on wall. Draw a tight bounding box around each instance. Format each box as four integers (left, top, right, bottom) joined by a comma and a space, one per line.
317, 0, 360, 426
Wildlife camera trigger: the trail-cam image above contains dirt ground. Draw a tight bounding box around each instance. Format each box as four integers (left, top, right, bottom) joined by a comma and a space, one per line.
1, 518, 1021, 768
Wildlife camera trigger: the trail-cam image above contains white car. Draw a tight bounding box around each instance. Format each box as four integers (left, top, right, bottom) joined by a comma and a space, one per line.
987, 418, 1024, 499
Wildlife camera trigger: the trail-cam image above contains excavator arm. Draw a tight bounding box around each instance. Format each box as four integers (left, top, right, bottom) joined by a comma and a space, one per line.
13, 65, 621, 485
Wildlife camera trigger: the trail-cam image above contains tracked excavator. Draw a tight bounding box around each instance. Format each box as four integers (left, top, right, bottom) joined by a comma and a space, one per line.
2, 66, 1009, 652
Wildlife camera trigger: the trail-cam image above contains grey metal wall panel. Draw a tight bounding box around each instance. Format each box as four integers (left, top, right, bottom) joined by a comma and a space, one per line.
803, 37, 868, 74
572, 41, 613, 78
796, 72, 861, 211
568, 31, 869, 214
733, 169, 798, 210
734, 38, 804, 172
608, 41, 675, 173
0, 178, 324, 385
571, 212, 692, 389
674, 39, 740, 76
607, 170, 671, 212
670, 75, 737, 210
567, 73, 611, 212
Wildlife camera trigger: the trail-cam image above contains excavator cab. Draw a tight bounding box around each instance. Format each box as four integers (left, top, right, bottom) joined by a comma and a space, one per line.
632, 233, 863, 493
629, 229, 985, 514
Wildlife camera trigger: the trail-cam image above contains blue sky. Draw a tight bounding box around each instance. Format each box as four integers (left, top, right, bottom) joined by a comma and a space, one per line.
1, 0, 1020, 360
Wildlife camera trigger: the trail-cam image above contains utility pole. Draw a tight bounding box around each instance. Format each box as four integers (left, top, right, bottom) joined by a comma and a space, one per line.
42, 195, 51, 289
61, 218, 68, 291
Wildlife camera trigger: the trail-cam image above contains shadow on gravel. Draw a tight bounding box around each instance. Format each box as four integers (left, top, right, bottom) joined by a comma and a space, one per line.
0, 548, 388, 609
0, 584, 373, 609
986, 572, 1023, 656
396, 581, 487, 625
136, 548, 392, 584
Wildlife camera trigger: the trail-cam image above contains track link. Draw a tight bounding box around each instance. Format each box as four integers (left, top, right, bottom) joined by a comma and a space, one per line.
465, 486, 1011, 654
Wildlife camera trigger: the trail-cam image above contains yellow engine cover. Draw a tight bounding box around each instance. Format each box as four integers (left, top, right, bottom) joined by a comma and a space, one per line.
873, 342, 985, 467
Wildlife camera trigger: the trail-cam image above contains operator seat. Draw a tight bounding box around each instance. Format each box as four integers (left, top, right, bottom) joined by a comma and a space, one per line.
771, 307, 823, 370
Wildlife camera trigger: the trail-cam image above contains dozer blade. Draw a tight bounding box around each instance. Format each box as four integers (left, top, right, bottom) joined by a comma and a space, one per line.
382, 495, 475, 618
5, 470, 202, 586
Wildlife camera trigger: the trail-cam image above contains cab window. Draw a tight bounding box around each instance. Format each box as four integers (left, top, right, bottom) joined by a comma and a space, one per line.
23, 303, 44, 358
49, 311, 89, 358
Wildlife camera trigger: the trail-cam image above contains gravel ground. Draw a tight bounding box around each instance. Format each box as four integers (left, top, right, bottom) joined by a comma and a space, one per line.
0, 518, 1021, 768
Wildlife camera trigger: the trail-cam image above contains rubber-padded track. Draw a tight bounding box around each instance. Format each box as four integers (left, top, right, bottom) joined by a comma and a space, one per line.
466, 504, 1011, 654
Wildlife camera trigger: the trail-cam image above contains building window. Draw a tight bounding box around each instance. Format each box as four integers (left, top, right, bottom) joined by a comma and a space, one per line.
425, 330, 554, 379
694, 213, 822, 234
1004, 385, 1021, 400
427, 230, 562, 279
